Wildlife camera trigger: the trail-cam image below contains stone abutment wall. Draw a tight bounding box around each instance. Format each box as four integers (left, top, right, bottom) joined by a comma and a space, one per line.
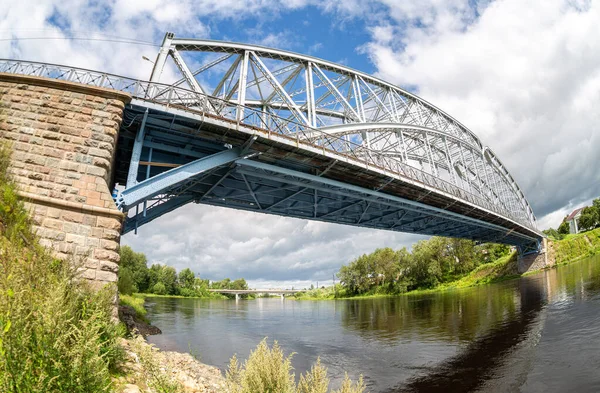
0, 73, 130, 287
517, 238, 555, 274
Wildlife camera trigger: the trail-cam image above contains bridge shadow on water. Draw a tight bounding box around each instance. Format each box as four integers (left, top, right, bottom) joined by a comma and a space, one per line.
383, 278, 546, 393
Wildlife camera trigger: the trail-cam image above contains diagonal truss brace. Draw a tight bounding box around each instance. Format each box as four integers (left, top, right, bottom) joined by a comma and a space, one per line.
116, 148, 242, 211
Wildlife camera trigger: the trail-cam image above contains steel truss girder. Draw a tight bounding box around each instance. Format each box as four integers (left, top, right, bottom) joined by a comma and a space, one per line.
116, 148, 242, 211
144, 33, 537, 231
233, 159, 538, 246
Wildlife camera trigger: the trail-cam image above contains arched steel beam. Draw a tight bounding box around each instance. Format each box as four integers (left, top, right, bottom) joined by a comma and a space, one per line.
152, 34, 483, 148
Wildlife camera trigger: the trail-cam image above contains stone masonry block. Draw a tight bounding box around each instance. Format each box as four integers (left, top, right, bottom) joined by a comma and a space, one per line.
97, 216, 121, 231
2, 73, 129, 292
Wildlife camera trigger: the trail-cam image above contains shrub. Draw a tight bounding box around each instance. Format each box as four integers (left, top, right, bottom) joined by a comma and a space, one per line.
152, 282, 167, 295
226, 339, 365, 393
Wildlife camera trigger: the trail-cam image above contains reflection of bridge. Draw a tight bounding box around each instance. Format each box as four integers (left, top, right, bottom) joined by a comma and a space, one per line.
0, 32, 546, 286
209, 289, 300, 300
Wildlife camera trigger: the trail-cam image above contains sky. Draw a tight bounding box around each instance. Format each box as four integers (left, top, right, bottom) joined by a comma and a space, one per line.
2, 0, 600, 288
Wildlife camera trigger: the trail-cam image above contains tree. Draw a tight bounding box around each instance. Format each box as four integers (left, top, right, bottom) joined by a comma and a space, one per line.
152, 282, 167, 295
158, 265, 178, 295
118, 267, 136, 295
178, 268, 196, 290
578, 206, 599, 232
119, 246, 149, 292
558, 220, 570, 235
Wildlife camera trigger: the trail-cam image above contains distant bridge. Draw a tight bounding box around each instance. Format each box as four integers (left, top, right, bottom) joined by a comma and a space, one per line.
0, 32, 547, 287
209, 289, 301, 300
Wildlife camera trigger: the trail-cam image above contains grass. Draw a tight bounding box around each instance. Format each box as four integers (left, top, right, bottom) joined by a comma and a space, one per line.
119, 293, 148, 322
297, 235, 600, 301
554, 227, 600, 265
0, 143, 125, 393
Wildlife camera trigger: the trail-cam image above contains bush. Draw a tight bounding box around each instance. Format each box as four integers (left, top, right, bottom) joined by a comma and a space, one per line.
226, 339, 365, 393
152, 282, 167, 295
0, 143, 124, 392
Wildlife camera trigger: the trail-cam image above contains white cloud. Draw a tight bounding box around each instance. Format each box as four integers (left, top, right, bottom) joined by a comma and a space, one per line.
122, 204, 426, 288
359, 0, 600, 229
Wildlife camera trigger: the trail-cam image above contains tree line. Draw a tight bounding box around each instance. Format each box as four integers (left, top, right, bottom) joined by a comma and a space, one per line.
337, 237, 510, 296
117, 246, 249, 297
544, 197, 600, 240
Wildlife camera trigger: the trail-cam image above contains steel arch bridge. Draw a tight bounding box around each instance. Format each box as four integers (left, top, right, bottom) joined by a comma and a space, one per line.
0, 32, 543, 253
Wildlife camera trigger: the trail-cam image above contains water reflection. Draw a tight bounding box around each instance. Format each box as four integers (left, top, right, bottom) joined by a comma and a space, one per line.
146, 255, 600, 392
387, 277, 546, 392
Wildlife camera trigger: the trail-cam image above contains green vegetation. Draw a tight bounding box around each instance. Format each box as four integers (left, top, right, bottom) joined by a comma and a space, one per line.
554, 227, 600, 264
118, 245, 249, 299
301, 227, 600, 300
0, 143, 124, 392
335, 238, 510, 297
119, 293, 148, 322
577, 199, 600, 232
545, 198, 600, 241
226, 339, 365, 393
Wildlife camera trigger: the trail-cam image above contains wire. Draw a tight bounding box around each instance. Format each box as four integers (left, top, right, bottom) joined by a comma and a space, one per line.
0, 36, 158, 47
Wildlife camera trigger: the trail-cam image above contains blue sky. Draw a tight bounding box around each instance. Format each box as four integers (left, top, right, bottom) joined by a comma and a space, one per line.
3, 0, 600, 287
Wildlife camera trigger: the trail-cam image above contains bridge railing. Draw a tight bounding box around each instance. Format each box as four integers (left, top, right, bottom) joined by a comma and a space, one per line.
0, 59, 537, 232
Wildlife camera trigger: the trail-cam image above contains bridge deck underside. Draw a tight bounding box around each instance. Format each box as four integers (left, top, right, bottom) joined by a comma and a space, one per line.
114, 104, 540, 250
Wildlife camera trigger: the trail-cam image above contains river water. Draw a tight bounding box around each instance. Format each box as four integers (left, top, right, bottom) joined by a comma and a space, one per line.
146, 255, 600, 392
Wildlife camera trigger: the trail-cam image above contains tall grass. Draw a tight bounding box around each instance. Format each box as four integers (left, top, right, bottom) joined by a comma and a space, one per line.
226, 339, 366, 393
554, 227, 600, 264
0, 143, 124, 392
119, 293, 148, 322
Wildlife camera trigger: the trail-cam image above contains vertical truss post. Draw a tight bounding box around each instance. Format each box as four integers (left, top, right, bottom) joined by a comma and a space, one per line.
458, 144, 472, 194
143, 147, 153, 217
424, 133, 438, 177
305, 63, 317, 127
353, 76, 366, 122
126, 108, 149, 188
399, 130, 409, 163
237, 51, 250, 122
444, 136, 457, 186
150, 32, 174, 83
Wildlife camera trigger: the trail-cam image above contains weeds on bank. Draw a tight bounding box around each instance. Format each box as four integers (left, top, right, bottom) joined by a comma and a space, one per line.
226, 338, 366, 393
129, 336, 183, 393
0, 143, 124, 392
120, 293, 149, 322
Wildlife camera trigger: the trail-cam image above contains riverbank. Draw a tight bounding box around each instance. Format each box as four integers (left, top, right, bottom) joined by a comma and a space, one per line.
113, 337, 226, 393
296, 228, 600, 300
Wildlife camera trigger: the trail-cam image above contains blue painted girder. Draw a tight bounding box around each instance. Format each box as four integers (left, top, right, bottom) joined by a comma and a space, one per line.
116, 148, 242, 211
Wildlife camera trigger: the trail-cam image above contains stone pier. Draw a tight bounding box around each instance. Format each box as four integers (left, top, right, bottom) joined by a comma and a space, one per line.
517, 238, 556, 274
0, 73, 130, 287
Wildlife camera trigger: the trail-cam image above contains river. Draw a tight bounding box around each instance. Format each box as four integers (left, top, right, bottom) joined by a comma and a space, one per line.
146, 254, 600, 392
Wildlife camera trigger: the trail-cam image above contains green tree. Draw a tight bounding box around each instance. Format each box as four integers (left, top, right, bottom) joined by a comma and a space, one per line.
118, 267, 136, 295
152, 282, 167, 295
558, 220, 570, 235
119, 245, 149, 292
231, 278, 249, 290
578, 206, 599, 232
178, 268, 196, 290
158, 265, 178, 295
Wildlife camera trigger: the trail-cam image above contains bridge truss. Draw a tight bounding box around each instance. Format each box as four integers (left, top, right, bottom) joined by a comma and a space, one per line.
0, 32, 543, 253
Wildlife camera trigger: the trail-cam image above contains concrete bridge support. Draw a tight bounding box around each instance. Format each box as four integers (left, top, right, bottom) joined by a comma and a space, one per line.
0, 73, 130, 287
517, 238, 556, 274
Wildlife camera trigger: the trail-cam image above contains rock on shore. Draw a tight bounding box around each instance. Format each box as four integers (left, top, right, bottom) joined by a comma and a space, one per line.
117, 338, 227, 393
